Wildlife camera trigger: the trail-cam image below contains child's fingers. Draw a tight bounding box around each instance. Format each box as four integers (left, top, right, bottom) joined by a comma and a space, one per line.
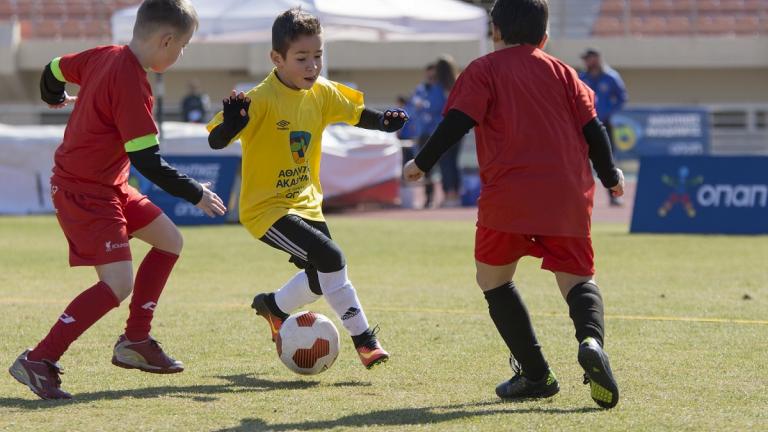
240, 108, 247, 117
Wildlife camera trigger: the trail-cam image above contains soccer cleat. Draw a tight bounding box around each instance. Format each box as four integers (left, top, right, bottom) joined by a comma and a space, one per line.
578, 337, 619, 409
495, 357, 560, 400
355, 327, 389, 369
8, 349, 72, 400
251, 293, 284, 342
111, 335, 184, 374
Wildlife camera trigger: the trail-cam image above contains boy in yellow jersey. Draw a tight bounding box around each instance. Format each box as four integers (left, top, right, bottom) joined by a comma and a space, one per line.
207, 8, 407, 369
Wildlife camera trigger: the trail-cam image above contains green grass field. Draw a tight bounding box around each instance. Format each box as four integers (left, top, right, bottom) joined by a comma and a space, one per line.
0, 215, 766, 431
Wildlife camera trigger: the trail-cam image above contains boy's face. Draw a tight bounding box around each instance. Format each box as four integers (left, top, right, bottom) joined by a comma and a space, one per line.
271, 34, 323, 90
150, 27, 194, 73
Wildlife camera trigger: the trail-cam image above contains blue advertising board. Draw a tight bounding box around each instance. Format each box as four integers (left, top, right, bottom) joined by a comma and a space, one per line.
631, 156, 768, 234
130, 156, 240, 225
611, 108, 710, 159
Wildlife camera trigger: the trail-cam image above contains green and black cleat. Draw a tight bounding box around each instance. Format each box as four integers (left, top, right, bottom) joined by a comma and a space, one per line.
578, 337, 619, 409
495, 356, 560, 400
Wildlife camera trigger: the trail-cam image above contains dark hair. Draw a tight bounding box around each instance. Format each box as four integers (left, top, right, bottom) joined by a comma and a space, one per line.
272, 8, 323, 58
434, 55, 458, 91
133, 0, 198, 39
490, 0, 548, 46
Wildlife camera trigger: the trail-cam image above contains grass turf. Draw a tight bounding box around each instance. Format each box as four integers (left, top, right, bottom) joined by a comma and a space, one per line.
0, 215, 766, 431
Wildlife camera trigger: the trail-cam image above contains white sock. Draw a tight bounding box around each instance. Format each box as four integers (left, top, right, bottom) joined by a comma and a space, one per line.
317, 266, 369, 336
274, 271, 321, 315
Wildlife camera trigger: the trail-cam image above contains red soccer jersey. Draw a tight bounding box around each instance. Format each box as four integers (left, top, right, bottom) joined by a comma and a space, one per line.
445, 45, 598, 237
52, 45, 158, 191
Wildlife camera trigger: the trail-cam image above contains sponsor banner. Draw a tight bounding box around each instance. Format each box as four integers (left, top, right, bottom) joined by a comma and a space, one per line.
631, 156, 768, 234
612, 108, 710, 159
130, 156, 240, 225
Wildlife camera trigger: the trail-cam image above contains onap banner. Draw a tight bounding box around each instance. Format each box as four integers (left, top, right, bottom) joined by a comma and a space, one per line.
631, 156, 768, 234
130, 156, 240, 225
611, 108, 710, 159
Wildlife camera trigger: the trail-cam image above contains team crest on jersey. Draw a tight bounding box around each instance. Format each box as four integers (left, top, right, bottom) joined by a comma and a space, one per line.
289, 131, 311, 164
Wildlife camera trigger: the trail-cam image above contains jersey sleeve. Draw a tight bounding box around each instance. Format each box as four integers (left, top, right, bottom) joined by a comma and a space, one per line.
112, 70, 159, 150
55, 47, 98, 85
443, 59, 491, 125
321, 80, 365, 125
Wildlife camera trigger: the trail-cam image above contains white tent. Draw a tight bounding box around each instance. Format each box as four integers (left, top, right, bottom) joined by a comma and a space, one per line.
111, 0, 487, 44
0, 122, 402, 215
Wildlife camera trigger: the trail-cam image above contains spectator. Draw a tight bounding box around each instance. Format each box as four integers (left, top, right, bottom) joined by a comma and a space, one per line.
409, 63, 441, 208
579, 48, 627, 206
434, 55, 462, 207
181, 80, 210, 123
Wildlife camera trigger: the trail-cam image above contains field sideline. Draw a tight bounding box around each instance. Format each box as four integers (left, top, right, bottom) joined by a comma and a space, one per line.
0, 215, 766, 431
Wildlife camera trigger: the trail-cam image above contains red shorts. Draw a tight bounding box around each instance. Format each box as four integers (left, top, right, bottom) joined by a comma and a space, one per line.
51, 180, 163, 267
475, 226, 595, 276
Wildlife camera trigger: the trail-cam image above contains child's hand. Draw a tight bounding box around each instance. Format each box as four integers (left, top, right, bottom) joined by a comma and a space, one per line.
195, 182, 227, 217
222, 90, 250, 134
381, 108, 409, 132
403, 159, 425, 182
610, 168, 625, 198
49, 93, 77, 109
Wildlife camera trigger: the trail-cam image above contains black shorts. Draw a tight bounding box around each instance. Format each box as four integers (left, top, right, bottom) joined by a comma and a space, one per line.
260, 215, 346, 291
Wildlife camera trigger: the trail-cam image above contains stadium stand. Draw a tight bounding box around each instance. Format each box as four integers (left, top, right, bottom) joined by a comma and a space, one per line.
592, 0, 768, 36
1, 1, 764, 39
0, 0, 139, 40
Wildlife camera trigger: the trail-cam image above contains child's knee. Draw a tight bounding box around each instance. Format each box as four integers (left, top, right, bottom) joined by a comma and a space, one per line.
104, 278, 133, 302
163, 227, 184, 254
310, 241, 345, 273
475, 272, 497, 291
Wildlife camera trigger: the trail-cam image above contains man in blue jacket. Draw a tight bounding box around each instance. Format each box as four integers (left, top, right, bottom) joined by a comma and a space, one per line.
580, 48, 627, 206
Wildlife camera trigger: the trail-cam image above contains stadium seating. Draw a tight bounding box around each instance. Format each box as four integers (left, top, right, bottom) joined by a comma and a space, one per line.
592, 0, 768, 36
2, 0, 765, 40
0, 0, 141, 40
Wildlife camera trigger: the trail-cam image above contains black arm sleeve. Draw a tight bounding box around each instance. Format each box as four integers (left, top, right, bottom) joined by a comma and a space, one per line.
128, 145, 204, 204
583, 117, 621, 188
414, 109, 476, 172
40, 62, 66, 105
208, 124, 235, 150
355, 108, 383, 130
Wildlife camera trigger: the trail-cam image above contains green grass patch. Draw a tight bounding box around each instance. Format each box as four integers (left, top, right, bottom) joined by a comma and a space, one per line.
0, 215, 766, 431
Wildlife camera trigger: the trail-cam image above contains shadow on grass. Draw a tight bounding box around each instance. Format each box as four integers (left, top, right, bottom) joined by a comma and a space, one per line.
0, 373, 370, 408
213, 401, 601, 431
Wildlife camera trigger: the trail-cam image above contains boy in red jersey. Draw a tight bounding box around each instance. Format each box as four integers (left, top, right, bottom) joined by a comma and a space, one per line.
404, 0, 624, 409
8, 0, 226, 400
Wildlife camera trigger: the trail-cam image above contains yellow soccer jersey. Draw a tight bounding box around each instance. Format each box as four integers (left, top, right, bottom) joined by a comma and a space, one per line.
207, 70, 365, 238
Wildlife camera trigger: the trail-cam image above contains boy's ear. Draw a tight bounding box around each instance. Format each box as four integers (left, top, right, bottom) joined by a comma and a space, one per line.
491, 24, 502, 44
538, 33, 549, 49
270, 50, 284, 67
160, 32, 174, 48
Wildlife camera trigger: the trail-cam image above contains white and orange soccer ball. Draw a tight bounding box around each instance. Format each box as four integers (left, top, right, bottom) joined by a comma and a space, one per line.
276, 311, 340, 375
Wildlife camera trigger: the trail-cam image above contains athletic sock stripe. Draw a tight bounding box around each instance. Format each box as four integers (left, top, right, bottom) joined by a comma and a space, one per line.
265, 229, 307, 260
268, 227, 309, 258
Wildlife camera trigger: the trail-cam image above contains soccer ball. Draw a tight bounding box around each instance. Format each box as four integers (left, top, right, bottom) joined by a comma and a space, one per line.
276, 311, 340, 375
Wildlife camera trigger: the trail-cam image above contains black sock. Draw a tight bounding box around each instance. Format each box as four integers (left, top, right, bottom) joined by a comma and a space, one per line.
566, 282, 605, 346
351, 327, 373, 348
484, 282, 549, 381
265, 293, 289, 320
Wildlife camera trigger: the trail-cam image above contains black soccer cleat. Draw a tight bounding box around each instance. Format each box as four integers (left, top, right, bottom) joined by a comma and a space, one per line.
578, 337, 619, 409
251, 293, 283, 342
495, 356, 559, 400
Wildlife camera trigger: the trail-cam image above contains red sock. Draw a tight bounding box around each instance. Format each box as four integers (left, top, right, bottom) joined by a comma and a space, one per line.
28, 281, 120, 363
125, 248, 178, 342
